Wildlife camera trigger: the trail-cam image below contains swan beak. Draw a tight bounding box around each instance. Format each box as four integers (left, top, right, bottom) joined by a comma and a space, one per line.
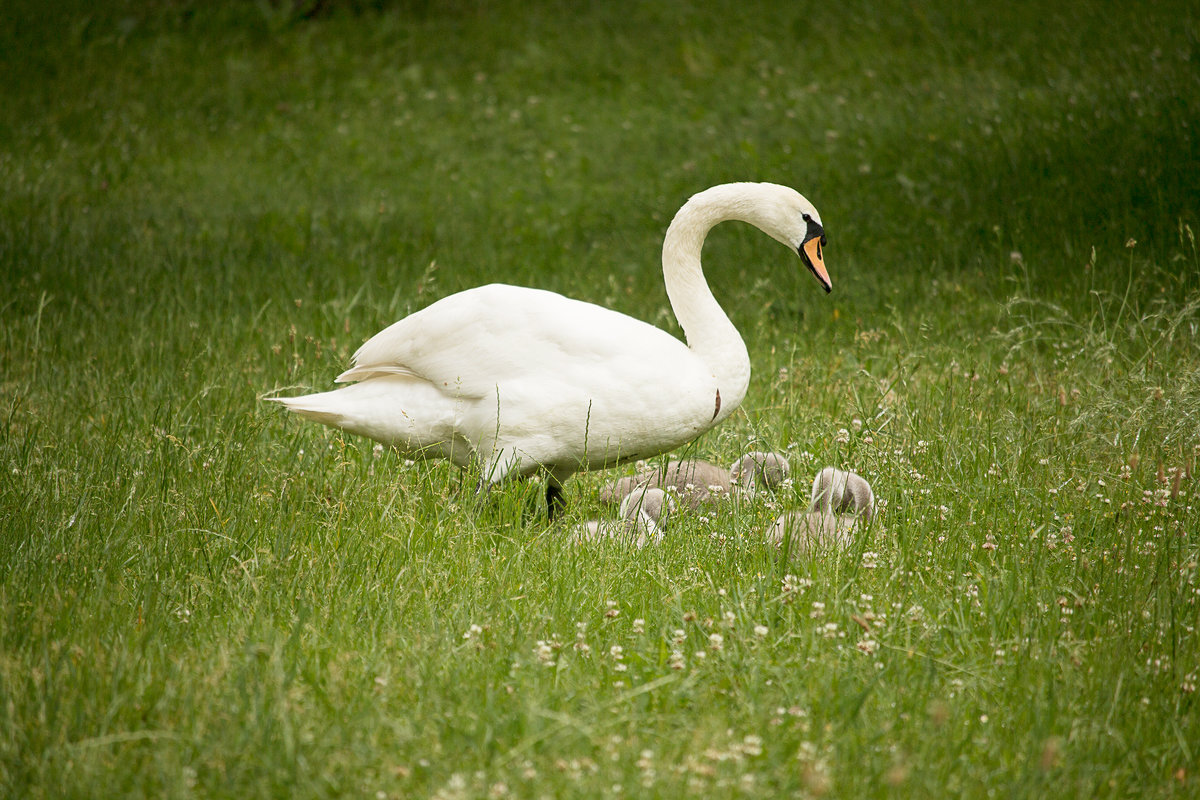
800, 236, 832, 293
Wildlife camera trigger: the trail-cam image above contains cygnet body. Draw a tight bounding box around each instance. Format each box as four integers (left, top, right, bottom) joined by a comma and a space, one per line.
769, 467, 875, 555
730, 451, 791, 492
599, 450, 789, 510
573, 487, 675, 548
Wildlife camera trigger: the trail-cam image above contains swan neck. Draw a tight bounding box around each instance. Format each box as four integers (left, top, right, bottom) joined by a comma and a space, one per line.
661, 185, 753, 412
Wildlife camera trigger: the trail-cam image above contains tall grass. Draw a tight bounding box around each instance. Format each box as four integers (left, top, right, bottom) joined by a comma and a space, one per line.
1, 0, 1198, 797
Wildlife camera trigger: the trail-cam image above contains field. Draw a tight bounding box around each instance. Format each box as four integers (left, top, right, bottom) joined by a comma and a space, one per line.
2, 0, 1199, 796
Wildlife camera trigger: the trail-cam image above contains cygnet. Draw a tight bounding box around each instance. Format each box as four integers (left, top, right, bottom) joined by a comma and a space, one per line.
730, 450, 791, 493
809, 466, 875, 521
768, 467, 876, 555
573, 487, 675, 548
599, 450, 790, 510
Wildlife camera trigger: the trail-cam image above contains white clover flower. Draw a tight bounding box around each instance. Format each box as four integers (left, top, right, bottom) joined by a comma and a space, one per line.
835, 428, 851, 444
753, 625, 769, 638
534, 640, 555, 666
856, 638, 879, 654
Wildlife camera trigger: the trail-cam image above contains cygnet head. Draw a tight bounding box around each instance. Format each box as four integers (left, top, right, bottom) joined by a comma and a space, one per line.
809, 467, 875, 521
730, 451, 791, 493
619, 486, 675, 533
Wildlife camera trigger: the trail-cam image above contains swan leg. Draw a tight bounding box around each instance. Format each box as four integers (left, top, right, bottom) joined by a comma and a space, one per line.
546, 483, 566, 521
545, 465, 575, 522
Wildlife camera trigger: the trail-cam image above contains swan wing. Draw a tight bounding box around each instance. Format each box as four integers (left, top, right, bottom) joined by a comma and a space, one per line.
337, 284, 698, 397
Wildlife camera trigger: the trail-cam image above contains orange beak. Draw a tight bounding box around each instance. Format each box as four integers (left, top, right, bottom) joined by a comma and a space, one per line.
801, 236, 832, 293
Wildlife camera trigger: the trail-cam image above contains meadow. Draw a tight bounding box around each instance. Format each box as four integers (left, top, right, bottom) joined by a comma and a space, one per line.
1, 0, 1199, 796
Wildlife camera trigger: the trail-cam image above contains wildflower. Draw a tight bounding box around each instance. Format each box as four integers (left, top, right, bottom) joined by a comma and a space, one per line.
709, 633, 724, 652
671, 629, 686, 646
851, 418, 863, 432
782, 574, 811, 598
835, 428, 851, 444
754, 625, 769, 638
862, 551, 879, 569
610, 645, 627, 671
632, 618, 645, 634
857, 638, 879, 654
534, 640, 556, 667
463, 624, 483, 640
669, 651, 685, 670
810, 602, 826, 619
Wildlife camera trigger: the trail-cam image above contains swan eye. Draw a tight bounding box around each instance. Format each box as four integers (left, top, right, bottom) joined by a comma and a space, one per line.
802, 213, 812, 223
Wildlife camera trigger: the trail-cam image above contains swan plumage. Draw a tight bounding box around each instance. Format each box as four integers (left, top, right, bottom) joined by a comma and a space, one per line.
270, 182, 830, 517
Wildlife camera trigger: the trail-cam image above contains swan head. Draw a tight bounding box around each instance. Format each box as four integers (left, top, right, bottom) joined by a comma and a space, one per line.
745, 183, 831, 294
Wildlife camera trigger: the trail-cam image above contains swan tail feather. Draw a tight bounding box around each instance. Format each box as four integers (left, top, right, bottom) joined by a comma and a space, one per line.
265, 395, 348, 428
336, 363, 419, 383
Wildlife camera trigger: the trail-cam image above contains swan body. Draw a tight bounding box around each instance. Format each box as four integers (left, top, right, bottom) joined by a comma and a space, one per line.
270, 182, 830, 516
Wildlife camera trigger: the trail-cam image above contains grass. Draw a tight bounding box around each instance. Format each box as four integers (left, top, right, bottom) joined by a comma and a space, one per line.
1, 0, 1199, 796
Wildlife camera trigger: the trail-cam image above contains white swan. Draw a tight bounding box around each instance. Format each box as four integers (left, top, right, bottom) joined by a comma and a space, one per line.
269, 182, 830, 517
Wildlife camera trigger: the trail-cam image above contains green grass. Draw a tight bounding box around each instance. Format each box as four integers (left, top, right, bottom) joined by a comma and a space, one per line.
2, 0, 1199, 796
